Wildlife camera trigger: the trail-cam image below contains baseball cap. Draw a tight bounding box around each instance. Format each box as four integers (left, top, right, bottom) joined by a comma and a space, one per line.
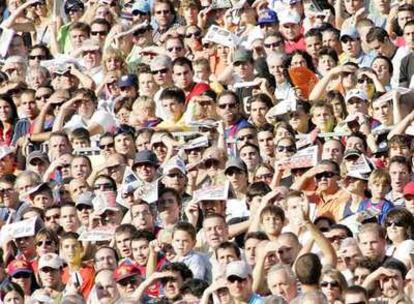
64, 0, 84, 14
132, 0, 151, 14
150, 55, 172, 71
345, 89, 368, 103
343, 149, 361, 160
224, 158, 247, 174
7, 260, 33, 277
226, 260, 252, 279
26, 182, 51, 197
0, 145, 14, 160
279, 10, 301, 25
75, 191, 94, 208
403, 181, 414, 197
258, 9, 278, 25
233, 49, 253, 64
38, 253, 63, 270
374, 140, 389, 154
340, 27, 360, 41
134, 150, 158, 167
163, 156, 187, 176
118, 74, 138, 88
114, 124, 135, 138
113, 260, 141, 282
27, 151, 49, 166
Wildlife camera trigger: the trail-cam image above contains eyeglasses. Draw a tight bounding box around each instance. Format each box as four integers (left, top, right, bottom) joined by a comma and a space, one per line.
57, 164, 71, 170
91, 31, 108, 36
277, 145, 296, 153
99, 142, 114, 150
320, 281, 340, 288
118, 277, 139, 287
226, 168, 243, 176
35, 94, 51, 100
386, 220, 405, 228
40, 267, 57, 273
0, 188, 13, 195
218, 102, 237, 110
155, 9, 170, 15
153, 142, 166, 149
347, 99, 364, 105
167, 173, 185, 179
45, 214, 60, 221
357, 78, 373, 84
133, 28, 147, 36
94, 183, 114, 191
13, 272, 31, 279
36, 240, 54, 247
264, 41, 283, 48
238, 134, 254, 141
234, 61, 248, 67
167, 46, 183, 52
227, 276, 247, 283
76, 205, 93, 211
29, 55, 46, 60
151, 68, 168, 75
315, 171, 336, 180
204, 159, 220, 169
185, 31, 201, 38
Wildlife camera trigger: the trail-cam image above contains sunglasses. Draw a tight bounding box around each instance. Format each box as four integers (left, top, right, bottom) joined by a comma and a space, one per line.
234, 61, 248, 67
41, 267, 57, 273
185, 31, 201, 38
315, 171, 336, 180
118, 277, 139, 287
57, 164, 71, 169
99, 142, 114, 149
357, 77, 373, 84
155, 9, 170, 15
29, 55, 46, 60
218, 102, 237, 110
167, 173, 184, 178
386, 220, 405, 228
226, 168, 243, 176
94, 183, 114, 191
35, 94, 51, 100
76, 205, 92, 211
347, 99, 364, 105
151, 68, 168, 75
204, 159, 220, 169
167, 46, 183, 52
228, 276, 247, 283
45, 214, 60, 221
277, 145, 296, 153
320, 281, 340, 288
91, 31, 108, 36
0, 188, 13, 195
36, 240, 53, 247
13, 272, 31, 279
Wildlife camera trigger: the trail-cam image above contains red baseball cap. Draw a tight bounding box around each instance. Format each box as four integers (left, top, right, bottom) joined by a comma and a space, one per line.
403, 181, 414, 197
7, 260, 33, 277
113, 261, 141, 282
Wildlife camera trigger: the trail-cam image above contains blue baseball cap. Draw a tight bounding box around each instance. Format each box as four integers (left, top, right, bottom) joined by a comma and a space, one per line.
132, 0, 151, 14
118, 74, 138, 88
258, 9, 278, 25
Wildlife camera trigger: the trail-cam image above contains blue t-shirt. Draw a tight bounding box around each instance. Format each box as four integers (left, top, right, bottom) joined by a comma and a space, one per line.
249, 293, 265, 304
358, 198, 394, 224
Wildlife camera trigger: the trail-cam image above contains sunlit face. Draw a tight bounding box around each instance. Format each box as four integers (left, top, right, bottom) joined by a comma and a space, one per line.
267, 269, 297, 302
379, 269, 404, 299
358, 231, 385, 261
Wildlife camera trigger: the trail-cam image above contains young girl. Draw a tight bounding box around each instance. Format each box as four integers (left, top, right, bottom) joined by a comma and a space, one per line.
358, 169, 394, 224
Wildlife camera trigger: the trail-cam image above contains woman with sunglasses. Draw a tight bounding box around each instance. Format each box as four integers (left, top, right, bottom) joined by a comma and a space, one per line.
384, 208, 414, 260
355, 68, 386, 101
320, 267, 348, 304
184, 25, 204, 60
32, 0, 59, 45
35, 228, 59, 258
273, 137, 296, 187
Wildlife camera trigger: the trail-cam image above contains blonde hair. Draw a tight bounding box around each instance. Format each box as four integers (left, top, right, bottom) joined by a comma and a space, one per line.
102, 47, 127, 74
368, 168, 391, 187
133, 96, 156, 113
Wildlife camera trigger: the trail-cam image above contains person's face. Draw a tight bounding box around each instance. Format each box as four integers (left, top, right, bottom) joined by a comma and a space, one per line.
344, 293, 368, 304
322, 140, 343, 163
116, 232, 133, 258
339, 244, 361, 271
95, 272, 120, 304
161, 97, 184, 121
95, 248, 117, 271
0, 99, 12, 122
320, 275, 342, 302
15, 236, 35, 257
36, 236, 57, 257
91, 23, 108, 44
346, 136, 366, 153
105, 56, 122, 72
99, 136, 115, 156
280, 23, 300, 40
71, 157, 90, 180
257, 131, 274, 158
342, 37, 361, 57
267, 270, 296, 302
183, 6, 199, 24
68, 7, 84, 21
119, 85, 137, 98
203, 217, 229, 248
236, 129, 257, 150
131, 204, 154, 231
291, 53, 308, 69
405, 195, 414, 215
353, 267, 371, 285
227, 276, 252, 301
61, 238, 82, 265
39, 267, 61, 288
312, 107, 333, 132
49, 136, 70, 159
322, 31, 341, 53
163, 169, 186, 192
0, 181, 18, 208
3, 290, 24, 304
344, 0, 363, 14
83, 49, 101, 68
11, 273, 31, 295
315, 164, 339, 192
234, 61, 254, 80
114, 134, 134, 156
132, 239, 150, 266
217, 247, 238, 265
135, 163, 156, 182
135, 134, 151, 152
139, 73, 157, 97
319, 55, 336, 74
217, 95, 240, 124
250, 101, 269, 126
162, 271, 183, 300
117, 274, 141, 297
379, 269, 404, 299
358, 231, 385, 260
289, 110, 309, 133
261, 212, 283, 236
244, 238, 260, 266
216, 45, 230, 58
268, 56, 285, 82
372, 58, 391, 84
275, 138, 296, 160
172, 230, 195, 256
154, 3, 172, 26
151, 65, 172, 86
69, 179, 89, 200
32, 193, 53, 209
70, 29, 88, 48
389, 162, 410, 191
157, 192, 180, 224
44, 208, 60, 231
404, 24, 414, 50
305, 36, 322, 59
385, 217, 407, 243
399, 11, 414, 31
226, 168, 247, 191
239, 146, 260, 171
76, 203, 92, 226
276, 237, 300, 265
372, 100, 392, 124
390, 143, 411, 159
8, 36, 27, 57
172, 64, 193, 90
264, 36, 284, 55
60, 206, 80, 233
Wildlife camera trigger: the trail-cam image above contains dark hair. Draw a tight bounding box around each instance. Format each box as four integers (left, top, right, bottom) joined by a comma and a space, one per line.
389, 155, 412, 172
180, 279, 209, 297
94, 175, 117, 192
159, 87, 186, 104
159, 187, 181, 205
244, 231, 269, 242
330, 224, 353, 238
115, 224, 138, 237
348, 131, 368, 152
0, 282, 24, 301
258, 123, 274, 134
319, 159, 340, 175
172, 57, 193, 72
295, 253, 322, 285
94, 245, 119, 263
161, 262, 193, 281
217, 90, 240, 105
304, 28, 322, 40
288, 50, 316, 73
69, 22, 91, 35
60, 232, 80, 246
91, 18, 111, 31
344, 286, 368, 300
319, 46, 338, 63
71, 128, 91, 143
260, 205, 285, 222
173, 221, 197, 240
366, 27, 389, 43
0, 174, 16, 185
73, 88, 97, 104
246, 182, 271, 202
372, 55, 393, 75
0, 95, 18, 127
132, 230, 156, 242
216, 241, 241, 258
383, 258, 408, 278
385, 207, 414, 239
356, 257, 381, 272
249, 93, 273, 109
29, 43, 53, 60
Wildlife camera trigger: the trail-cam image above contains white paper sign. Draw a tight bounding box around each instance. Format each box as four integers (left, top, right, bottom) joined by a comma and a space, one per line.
194, 181, 230, 202
283, 145, 318, 169
78, 227, 115, 242
0, 27, 15, 58
180, 135, 209, 150
1, 217, 36, 240
204, 25, 239, 48
349, 154, 371, 174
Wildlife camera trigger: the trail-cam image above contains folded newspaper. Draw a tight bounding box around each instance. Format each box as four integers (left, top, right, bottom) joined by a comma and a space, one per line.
204, 25, 239, 48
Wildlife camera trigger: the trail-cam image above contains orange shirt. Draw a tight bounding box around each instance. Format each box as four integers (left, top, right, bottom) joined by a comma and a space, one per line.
309, 188, 351, 222
62, 263, 95, 299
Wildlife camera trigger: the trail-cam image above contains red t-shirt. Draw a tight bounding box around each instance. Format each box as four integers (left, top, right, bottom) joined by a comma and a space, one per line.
62, 264, 95, 299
